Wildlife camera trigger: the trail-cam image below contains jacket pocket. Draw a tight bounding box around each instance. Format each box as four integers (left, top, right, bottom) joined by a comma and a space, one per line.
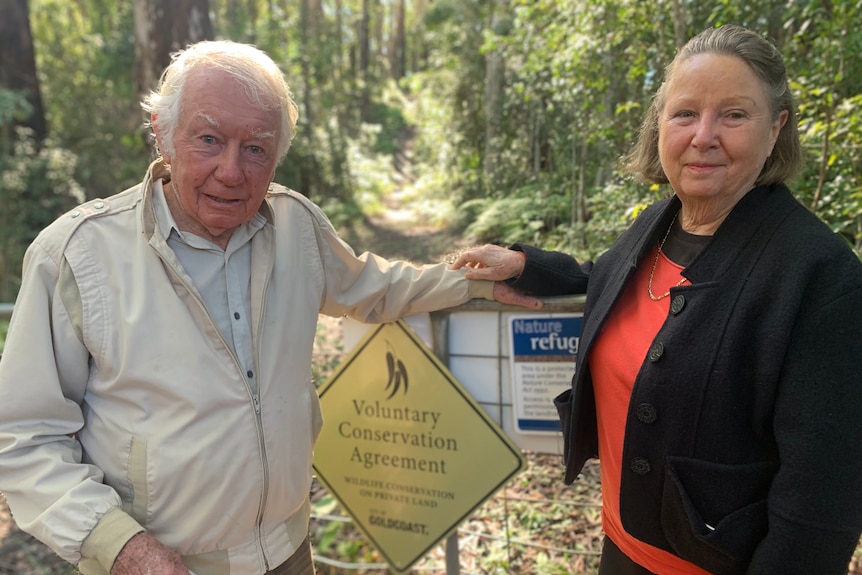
660, 455, 775, 575
127, 435, 149, 527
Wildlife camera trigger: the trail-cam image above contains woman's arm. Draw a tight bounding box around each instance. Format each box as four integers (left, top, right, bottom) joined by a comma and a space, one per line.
451, 242, 591, 297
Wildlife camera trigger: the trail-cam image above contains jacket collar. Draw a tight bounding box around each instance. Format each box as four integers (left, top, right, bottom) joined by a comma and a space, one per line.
623, 184, 796, 284
585, 184, 794, 339
684, 184, 795, 283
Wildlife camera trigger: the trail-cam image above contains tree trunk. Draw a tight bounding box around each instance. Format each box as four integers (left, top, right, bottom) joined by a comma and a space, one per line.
133, 0, 213, 99
483, 0, 506, 192
300, 0, 316, 130
670, 0, 687, 47
571, 133, 588, 247
373, 0, 384, 74
298, 0, 322, 199
359, 0, 371, 120
810, 96, 832, 214
410, 0, 428, 73
334, 0, 345, 91
0, 0, 47, 143
389, 0, 405, 80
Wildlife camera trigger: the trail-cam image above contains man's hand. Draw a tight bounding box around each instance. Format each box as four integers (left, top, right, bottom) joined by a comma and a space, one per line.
493, 282, 543, 310
451, 244, 540, 308
450, 245, 526, 282
111, 532, 190, 575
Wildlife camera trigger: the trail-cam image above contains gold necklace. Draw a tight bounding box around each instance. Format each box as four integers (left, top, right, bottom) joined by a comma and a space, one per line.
647, 212, 687, 301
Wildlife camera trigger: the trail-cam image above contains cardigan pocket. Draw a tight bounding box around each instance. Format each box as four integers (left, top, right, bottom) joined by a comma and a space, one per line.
553, 389, 573, 463
660, 455, 775, 575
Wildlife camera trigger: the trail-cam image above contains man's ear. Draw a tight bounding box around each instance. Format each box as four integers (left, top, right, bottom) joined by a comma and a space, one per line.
151, 114, 171, 163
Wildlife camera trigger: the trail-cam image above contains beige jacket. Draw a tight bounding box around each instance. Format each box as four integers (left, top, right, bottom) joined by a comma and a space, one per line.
0, 161, 492, 574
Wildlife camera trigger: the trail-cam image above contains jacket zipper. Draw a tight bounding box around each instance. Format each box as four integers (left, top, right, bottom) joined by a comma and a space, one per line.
155, 244, 273, 571
251, 242, 274, 571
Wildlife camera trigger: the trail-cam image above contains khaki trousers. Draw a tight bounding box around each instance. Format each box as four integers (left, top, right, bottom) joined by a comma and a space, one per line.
265, 537, 315, 575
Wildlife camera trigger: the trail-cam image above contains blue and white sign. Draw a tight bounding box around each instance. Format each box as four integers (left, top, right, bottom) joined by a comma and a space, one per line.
508, 314, 582, 433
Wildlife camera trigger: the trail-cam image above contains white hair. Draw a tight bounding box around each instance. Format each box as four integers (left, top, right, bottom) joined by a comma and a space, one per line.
141, 40, 299, 160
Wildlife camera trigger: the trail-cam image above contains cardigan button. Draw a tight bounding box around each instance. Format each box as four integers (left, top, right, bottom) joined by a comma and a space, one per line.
630, 457, 651, 475
636, 403, 657, 424
670, 295, 685, 314
647, 342, 664, 362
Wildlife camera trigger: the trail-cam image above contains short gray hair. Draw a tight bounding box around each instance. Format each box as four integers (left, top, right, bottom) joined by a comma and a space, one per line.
624, 25, 803, 186
141, 40, 299, 161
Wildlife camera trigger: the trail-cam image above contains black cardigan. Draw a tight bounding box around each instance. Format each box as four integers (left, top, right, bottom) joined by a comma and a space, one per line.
511, 184, 862, 574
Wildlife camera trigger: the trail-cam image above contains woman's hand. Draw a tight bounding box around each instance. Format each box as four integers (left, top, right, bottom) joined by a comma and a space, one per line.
493, 282, 543, 310
450, 244, 526, 282
451, 245, 541, 309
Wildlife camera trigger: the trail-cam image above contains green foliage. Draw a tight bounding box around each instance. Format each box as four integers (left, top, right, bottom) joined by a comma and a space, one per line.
365, 102, 407, 155
0, 90, 33, 134
310, 494, 344, 553
459, 174, 667, 263
30, 0, 144, 200
423, 0, 862, 258
0, 125, 83, 301
782, 1, 862, 252
4, 0, 860, 313
420, 0, 496, 201
312, 320, 345, 388
555, 179, 664, 261
0, 319, 8, 355
424, 0, 458, 28
460, 183, 569, 246
796, 91, 862, 243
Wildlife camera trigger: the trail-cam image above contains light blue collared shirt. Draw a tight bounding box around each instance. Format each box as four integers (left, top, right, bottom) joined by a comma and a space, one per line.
153, 180, 266, 392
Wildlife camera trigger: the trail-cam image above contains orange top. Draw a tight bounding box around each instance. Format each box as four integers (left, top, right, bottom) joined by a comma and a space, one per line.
590, 246, 709, 575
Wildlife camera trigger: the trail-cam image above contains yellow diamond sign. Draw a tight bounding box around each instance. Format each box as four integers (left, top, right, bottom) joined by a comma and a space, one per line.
313, 319, 525, 572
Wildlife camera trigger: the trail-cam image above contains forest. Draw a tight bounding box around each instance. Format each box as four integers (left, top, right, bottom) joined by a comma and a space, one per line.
1, 0, 861, 305
1, 0, 862, 305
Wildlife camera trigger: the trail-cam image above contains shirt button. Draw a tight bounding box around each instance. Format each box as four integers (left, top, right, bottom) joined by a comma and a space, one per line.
93, 201, 105, 209
631, 457, 651, 475
234, 312, 241, 320
247, 370, 254, 378
647, 342, 664, 362
70, 210, 81, 218
636, 403, 658, 424
670, 295, 685, 314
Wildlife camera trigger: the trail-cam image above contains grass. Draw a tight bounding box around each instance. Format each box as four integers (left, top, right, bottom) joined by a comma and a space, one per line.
308, 454, 604, 575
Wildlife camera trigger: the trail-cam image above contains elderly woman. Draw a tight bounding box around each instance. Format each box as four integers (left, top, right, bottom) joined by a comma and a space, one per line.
453, 25, 862, 574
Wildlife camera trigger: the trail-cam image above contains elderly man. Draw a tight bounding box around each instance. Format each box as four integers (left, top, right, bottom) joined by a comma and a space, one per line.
0, 41, 537, 575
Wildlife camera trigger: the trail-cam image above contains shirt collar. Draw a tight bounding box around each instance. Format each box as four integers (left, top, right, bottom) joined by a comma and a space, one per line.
152, 177, 268, 252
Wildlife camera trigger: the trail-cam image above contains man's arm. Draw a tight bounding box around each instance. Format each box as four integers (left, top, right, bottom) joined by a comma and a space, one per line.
0, 243, 139, 569
299, 202, 541, 319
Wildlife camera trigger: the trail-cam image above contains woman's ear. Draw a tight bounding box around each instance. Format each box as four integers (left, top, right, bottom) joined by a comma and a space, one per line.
768, 109, 789, 155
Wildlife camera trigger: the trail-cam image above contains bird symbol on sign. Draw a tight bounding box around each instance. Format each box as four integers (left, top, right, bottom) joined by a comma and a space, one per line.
384, 342, 408, 399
